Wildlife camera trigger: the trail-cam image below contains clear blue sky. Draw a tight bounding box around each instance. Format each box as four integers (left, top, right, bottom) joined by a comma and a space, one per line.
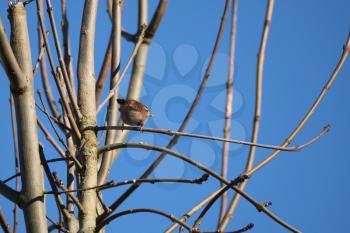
1, 0, 350, 232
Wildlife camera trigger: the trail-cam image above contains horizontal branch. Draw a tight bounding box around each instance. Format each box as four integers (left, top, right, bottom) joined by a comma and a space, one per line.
92, 125, 330, 152
45, 174, 209, 195
96, 208, 191, 232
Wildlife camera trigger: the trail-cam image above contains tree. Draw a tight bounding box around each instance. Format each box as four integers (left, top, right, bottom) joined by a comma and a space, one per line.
0, 0, 349, 233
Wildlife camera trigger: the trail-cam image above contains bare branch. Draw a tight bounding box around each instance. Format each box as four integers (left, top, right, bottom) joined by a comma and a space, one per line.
121, 29, 136, 42
52, 172, 84, 214
37, 91, 67, 149
203, 223, 254, 233
2, 173, 20, 184
96, 25, 147, 113
93, 125, 329, 152
0, 17, 27, 92
97, 0, 122, 187
36, 103, 71, 132
37, 90, 83, 169
9, 94, 19, 233
32, 41, 46, 77
97, 142, 301, 233
0, 208, 11, 233
61, 0, 76, 96
164, 188, 225, 233
37, 118, 66, 158
38, 145, 75, 222
193, 186, 232, 230
46, 215, 70, 233
45, 174, 209, 194
218, 0, 274, 229
36, 1, 81, 139
96, 208, 192, 233
219, 30, 350, 233
242, 33, 350, 178
95, 33, 112, 104
45, 0, 81, 119
219, 0, 238, 222
144, 0, 168, 43
36, 5, 61, 121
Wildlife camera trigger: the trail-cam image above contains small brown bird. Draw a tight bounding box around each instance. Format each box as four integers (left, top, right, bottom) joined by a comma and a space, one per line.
117, 99, 151, 129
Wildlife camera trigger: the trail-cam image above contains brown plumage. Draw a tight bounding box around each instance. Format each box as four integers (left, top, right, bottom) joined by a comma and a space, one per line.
117, 99, 151, 128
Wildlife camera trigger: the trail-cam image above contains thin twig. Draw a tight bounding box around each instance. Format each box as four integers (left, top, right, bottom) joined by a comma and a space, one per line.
61, 0, 76, 97
36, 1, 81, 139
32, 41, 46, 77
0, 208, 11, 233
45, 0, 81, 119
45, 174, 209, 195
2, 173, 21, 184
45, 157, 71, 163
219, 0, 238, 223
37, 118, 66, 158
203, 223, 254, 233
93, 125, 329, 152
38, 145, 74, 221
164, 188, 225, 233
52, 172, 84, 213
96, 208, 192, 233
193, 185, 232, 230
37, 13, 61, 121
46, 215, 69, 233
96, 190, 110, 213
37, 90, 83, 169
36, 103, 71, 132
37, 90, 69, 150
